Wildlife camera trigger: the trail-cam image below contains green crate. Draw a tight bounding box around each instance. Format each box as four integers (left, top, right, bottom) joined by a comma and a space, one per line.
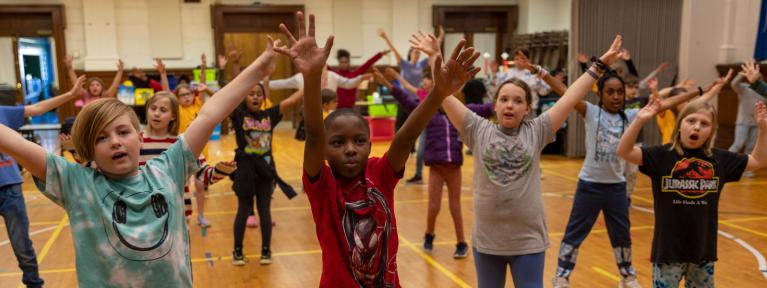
366, 95, 397, 117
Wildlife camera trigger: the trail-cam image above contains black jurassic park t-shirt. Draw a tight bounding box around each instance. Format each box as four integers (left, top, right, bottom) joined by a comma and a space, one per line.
639, 144, 747, 262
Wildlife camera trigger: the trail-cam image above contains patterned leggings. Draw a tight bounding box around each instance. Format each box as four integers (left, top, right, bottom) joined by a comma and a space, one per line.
653, 262, 714, 288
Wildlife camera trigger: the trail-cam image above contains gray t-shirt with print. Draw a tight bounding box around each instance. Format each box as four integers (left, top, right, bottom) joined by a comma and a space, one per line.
461, 110, 554, 255
34, 136, 199, 287
579, 102, 638, 183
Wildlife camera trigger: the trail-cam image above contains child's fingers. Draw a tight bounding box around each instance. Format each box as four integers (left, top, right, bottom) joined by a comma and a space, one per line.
322, 35, 334, 52
466, 67, 481, 79
307, 13, 315, 38
449, 39, 466, 62
463, 51, 480, 70
296, 12, 306, 39
455, 47, 475, 65
610, 35, 623, 51
279, 24, 298, 45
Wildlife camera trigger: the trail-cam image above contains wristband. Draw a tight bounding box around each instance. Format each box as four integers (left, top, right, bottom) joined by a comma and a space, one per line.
590, 56, 608, 73
586, 69, 599, 80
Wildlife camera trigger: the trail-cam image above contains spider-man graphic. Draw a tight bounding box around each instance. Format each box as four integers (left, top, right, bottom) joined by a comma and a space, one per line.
342, 184, 395, 288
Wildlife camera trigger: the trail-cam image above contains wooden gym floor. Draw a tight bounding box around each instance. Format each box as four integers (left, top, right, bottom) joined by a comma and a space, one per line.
2, 123, 766, 287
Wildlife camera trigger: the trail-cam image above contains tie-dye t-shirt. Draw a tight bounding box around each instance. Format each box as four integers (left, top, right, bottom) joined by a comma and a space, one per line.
460, 111, 554, 255
34, 137, 199, 287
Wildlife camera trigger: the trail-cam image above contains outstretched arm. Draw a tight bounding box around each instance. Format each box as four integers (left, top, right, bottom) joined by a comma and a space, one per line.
274, 12, 334, 178
104, 60, 124, 98
618, 98, 661, 165
154, 58, 170, 92
514, 50, 566, 96
387, 39, 480, 171
0, 124, 48, 180
374, 68, 418, 113
747, 102, 767, 171
63, 55, 79, 87
698, 69, 733, 103
25, 76, 85, 117
184, 39, 282, 157
550, 35, 624, 132
377, 28, 403, 64
639, 62, 669, 90
278, 89, 304, 115
383, 67, 417, 94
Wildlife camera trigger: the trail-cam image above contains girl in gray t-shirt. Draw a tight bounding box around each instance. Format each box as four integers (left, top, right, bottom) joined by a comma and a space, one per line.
441, 35, 625, 288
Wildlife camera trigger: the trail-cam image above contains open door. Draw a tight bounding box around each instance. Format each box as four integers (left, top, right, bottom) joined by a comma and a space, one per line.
18, 37, 58, 124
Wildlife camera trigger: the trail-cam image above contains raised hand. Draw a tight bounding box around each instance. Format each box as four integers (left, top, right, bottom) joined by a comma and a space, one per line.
154, 58, 166, 75
201, 53, 207, 67
647, 77, 658, 91
436, 25, 445, 43
217, 54, 228, 70
274, 12, 334, 75
432, 39, 481, 97
514, 50, 532, 72
116, 59, 124, 71
740, 59, 762, 84
577, 52, 589, 64
64, 55, 74, 69
228, 48, 241, 63
711, 68, 734, 91
637, 97, 661, 122
376, 28, 387, 39
258, 37, 283, 77
381, 49, 391, 55
59, 133, 75, 152
756, 101, 767, 127
620, 48, 631, 61
598, 35, 624, 67
70, 75, 86, 96
409, 31, 440, 57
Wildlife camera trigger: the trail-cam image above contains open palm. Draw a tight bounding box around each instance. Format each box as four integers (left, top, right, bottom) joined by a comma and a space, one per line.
637, 98, 660, 122
432, 40, 480, 97
410, 32, 440, 56
598, 35, 623, 67
275, 12, 333, 75
755, 102, 767, 126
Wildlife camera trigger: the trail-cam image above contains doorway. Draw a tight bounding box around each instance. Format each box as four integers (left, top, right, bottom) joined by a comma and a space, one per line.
18, 37, 58, 124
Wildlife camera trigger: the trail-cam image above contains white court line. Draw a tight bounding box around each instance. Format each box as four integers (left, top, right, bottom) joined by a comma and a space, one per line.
0, 224, 69, 247
717, 230, 767, 279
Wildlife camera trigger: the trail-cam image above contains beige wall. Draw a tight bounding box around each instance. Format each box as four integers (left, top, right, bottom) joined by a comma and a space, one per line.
0, 0, 574, 71
678, 0, 760, 83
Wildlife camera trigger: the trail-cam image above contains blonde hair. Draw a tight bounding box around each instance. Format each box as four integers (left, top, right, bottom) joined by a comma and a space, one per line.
71, 98, 141, 162
669, 98, 718, 157
145, 91, 180, 135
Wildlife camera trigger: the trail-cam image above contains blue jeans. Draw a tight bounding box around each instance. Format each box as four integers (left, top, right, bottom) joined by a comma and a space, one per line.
0, 184, 43, 287
556, 180, 635, 279
473, 248, 545, 288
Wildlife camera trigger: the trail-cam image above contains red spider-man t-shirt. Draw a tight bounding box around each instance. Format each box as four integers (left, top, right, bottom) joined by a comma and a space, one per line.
303, 154, 403, 288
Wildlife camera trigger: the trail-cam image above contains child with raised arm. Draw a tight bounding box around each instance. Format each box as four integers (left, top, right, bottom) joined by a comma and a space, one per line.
279, 12, 479, 287
0, 75, 84, 287
553, 61, 732, 287
229, 76, 303, 266
64, 56, 123, 108
0, 38, 280, 287
439, 35, 623, 288
617, 97, 767, 287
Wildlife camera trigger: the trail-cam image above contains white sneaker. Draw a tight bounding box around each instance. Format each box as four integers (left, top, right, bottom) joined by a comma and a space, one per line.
619, 275, 641, 288
197, 215, 211, 228
552, 276, 569, 288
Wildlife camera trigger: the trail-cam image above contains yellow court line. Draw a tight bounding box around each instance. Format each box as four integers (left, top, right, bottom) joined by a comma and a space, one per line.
629, 195, 654, 204
723, 216, 767, 223
719, 221, 767, 238
592, 266, 621, 281
399, 235, 472, 288
0, 221, 62, 228
35, 215, 68, 264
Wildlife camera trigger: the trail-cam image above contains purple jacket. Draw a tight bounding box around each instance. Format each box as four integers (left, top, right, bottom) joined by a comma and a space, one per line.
391, 86, 493, 166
